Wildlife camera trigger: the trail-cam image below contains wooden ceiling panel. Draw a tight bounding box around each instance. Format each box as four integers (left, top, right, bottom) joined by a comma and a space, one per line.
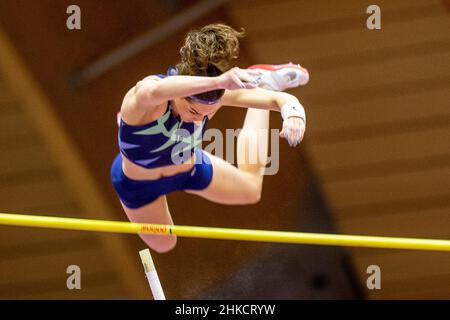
353, 251, 450, 283
231, 0, 450, 299
248, 15, 450, 63
0, 198, 79, 215
0, 180, 76, 212
309, 126, 450, 172
12, 282, 125, 300
0, 146, 55, 176
0, 112, 31, 136
0, 226, 90, 248
337, 206, 450, 238
323, 167, 450, 209
308, 89, 450, 136
0, 247, 112, 287
365, 274, 450, 299
231, 0, 438, 33
304, 51, 450, 95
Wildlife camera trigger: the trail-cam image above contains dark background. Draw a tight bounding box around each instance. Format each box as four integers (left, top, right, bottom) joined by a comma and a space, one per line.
0, 0, 449, 299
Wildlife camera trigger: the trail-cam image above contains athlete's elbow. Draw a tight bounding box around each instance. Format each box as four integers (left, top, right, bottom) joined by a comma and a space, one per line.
134, 81, 161, 107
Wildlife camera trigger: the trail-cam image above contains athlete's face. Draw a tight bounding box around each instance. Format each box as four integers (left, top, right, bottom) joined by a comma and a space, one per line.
176, 98, 221, 123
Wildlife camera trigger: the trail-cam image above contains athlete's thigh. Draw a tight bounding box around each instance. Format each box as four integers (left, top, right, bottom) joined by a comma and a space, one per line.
122, 195, 172, 223
185, 151, 259, 205
121, 195, 176, 245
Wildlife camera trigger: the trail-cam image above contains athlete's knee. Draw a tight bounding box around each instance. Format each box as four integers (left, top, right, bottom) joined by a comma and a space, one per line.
153, 235, 177, 253
241, 180, 262, 204
141, 234, 178, 253
246, 190, 262, 204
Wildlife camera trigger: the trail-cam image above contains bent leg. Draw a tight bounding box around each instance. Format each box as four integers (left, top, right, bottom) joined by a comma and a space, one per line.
186, 152, 261, 204
237, 107, 270, 189
121, 195, 177, 253
186, 108, 270, 205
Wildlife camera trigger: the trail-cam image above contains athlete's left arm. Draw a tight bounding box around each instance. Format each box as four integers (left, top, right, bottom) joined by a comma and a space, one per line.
221, 87, 292, 112
221, 88, 306, 147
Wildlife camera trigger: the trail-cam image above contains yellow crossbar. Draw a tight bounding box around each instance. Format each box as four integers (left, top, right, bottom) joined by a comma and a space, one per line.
0, 213, 449, 251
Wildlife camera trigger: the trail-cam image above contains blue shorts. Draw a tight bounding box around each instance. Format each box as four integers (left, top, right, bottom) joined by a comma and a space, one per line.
111, 147, 213, 209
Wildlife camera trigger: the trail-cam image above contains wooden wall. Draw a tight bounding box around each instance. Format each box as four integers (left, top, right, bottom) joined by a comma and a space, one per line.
230, 0, 450, 299
0, 43, 129, 298
0, 1, 308, 299
3, 0, 448, 299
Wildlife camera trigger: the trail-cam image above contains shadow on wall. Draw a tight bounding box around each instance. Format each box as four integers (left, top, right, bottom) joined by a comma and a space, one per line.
202, 172, 366, 299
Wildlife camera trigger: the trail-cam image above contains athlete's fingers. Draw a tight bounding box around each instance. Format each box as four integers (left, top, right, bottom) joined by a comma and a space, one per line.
232, 69, 257, 89
241, 81, 258, 89
234, 68, 257, 84
229, 71, 246, 89
280, 117, 305, 147
245, 69, 262, 77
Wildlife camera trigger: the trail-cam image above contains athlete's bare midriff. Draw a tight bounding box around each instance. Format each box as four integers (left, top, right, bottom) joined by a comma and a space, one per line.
121, 153, 196, 181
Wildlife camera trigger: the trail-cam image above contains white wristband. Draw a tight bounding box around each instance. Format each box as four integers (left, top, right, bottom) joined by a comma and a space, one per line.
281, 100, 306, 122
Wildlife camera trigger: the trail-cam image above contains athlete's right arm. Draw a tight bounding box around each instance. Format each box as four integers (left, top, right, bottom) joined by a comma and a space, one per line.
134, 76, 220, 109
133, 68, 258, 110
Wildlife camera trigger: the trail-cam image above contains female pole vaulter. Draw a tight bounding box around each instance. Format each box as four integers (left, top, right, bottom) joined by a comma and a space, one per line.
111, 24, 309, 252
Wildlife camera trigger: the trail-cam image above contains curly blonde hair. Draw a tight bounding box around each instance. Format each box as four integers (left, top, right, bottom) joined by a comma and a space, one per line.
176, 23, 246, 76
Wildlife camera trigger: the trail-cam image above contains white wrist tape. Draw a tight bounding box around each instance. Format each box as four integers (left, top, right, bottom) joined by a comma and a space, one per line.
281, 100, 306, 122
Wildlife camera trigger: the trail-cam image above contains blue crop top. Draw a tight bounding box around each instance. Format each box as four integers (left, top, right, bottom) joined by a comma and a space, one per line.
118, 75, 209, 169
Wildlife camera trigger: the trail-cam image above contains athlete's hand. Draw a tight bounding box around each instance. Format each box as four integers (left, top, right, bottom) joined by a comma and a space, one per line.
217, 67, 260, 90
280, 116, 305, 147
